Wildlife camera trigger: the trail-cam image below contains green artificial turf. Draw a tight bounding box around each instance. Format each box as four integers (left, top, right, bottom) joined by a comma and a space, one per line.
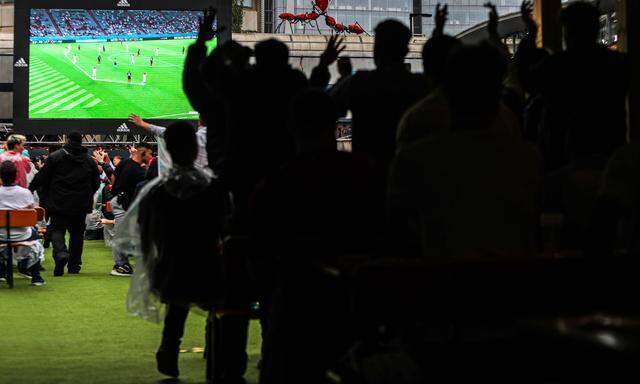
28, 39, 216, 120
0, 240, 261, 384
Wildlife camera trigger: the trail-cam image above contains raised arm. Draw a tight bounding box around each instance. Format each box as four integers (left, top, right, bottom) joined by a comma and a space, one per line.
183, 8, 225, 115
432, 3, 448, 38
310, 35, 346, 89
128, 114, 165, 136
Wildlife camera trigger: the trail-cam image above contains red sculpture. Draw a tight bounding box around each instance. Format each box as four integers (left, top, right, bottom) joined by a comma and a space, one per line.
277, 0, 369, 35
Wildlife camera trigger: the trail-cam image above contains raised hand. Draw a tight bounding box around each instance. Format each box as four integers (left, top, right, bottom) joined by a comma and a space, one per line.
197, 8, 225, 43
434, 3, 449, 37
128, 113, 152, 131
520, 1, 537, 36
198, 8, 216, 42
484, 2, 499, 40
320, 35, 346, 67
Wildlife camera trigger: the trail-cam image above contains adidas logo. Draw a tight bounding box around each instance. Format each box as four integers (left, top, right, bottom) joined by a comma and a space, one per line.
14, 58, 28, 67
116, 0, 130, 7
116, 123, 130, 132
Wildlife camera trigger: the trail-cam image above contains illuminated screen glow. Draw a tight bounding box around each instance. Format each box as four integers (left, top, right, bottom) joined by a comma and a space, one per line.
28, 9, 215, 120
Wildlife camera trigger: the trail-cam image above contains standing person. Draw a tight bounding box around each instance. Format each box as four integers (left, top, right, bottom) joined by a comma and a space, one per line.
97, 54, 102, 64
155, 47, 159, 56
92, 66, 97, 80
137, 48, 141, 56
521, 1, 630, 171
134, 123, 224, 378
312, 21, 428, 176
127, 70, 132, 83
0, 134, 32, 189
142, 72, 147, 85
182, 46, 185, 55
29, 132, 100, 276
102, 44, 106, 53
130, 53, 135, 65
128, 114, 210, 174
150, 56, 154, 67
110, 142, 154, 276
114, 57, 118, 67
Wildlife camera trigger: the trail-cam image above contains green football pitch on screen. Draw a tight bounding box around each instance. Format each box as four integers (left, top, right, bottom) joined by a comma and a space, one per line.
28, 39, 216, 119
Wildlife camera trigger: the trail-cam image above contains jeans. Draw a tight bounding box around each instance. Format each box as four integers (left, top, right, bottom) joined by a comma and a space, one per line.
110, 197, 128, 266
50, 213, 87, 271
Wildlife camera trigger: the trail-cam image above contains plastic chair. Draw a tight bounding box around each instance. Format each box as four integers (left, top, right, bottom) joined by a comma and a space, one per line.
0, 209, 40, 288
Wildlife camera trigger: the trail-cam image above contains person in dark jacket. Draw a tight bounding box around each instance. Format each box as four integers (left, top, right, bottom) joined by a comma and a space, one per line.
29, 132, 100, 276
311, 20, 429, 177
137, 122, 224, 378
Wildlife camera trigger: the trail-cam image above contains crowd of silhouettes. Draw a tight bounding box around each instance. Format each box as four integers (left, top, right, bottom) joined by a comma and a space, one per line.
133, 1, 637, 382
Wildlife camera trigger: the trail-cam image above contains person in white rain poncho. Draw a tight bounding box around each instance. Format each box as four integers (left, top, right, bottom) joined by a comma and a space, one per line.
113, 122, 224, 378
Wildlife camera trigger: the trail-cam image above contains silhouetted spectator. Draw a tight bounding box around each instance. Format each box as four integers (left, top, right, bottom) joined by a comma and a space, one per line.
29, 132, 100, 276
252, 90, 383, 384
182, 10, 309, 381
313, 20, 428, 174
585, 142, 640, 258
389, 43, 542, 260
137, 122, 224, 379
525, 1, 630, 171
514, 6, 550, 143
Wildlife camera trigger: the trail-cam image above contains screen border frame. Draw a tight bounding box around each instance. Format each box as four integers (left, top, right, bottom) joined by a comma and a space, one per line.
14, 0, 230, 134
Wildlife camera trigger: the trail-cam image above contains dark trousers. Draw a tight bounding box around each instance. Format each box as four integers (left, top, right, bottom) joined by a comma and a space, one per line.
50, 213, 87, 271
161, 304, 190, 352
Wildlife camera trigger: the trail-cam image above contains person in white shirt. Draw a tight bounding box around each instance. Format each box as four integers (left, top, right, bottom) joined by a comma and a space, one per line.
131, 54, 135, 65
142, 72, 147, 84
0, 160, 45, 285
128, 113, 210, 176
92, 67, 97, 80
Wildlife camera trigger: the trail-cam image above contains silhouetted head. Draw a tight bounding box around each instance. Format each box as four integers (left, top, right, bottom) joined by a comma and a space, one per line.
0, 160, 17, 186
442, 42, 507, 130
290, 89, 338, 153
422, 35, 462, 87
255, 39, 290, 70
164, 122, 197, 167
337, 57, 353, 78
374, 20, 411, 68
67, 131, 83, 145
560, 1, 600, 50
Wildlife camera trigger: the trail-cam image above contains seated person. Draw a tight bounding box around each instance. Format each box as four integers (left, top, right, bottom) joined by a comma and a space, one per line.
136, 122, 224, 378
0, 160, 45, 286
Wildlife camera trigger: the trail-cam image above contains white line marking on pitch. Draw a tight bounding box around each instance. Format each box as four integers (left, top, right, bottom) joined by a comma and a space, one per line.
148, 111, 199, 119
69, 59, 145, 86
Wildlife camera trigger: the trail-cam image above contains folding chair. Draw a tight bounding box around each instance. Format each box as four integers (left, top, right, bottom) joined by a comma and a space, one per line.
0, 209, 40, 289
